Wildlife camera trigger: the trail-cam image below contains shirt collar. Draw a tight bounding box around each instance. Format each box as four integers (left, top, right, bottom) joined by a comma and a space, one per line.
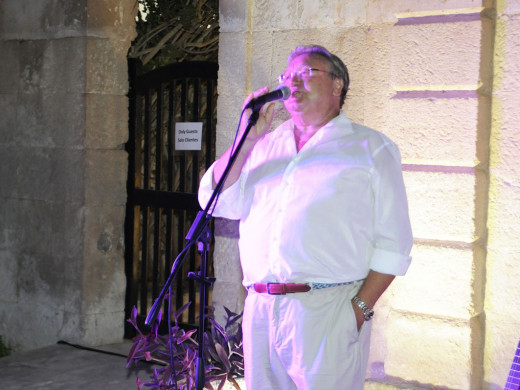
277, 111, 354, 143
299, 111, 354, 143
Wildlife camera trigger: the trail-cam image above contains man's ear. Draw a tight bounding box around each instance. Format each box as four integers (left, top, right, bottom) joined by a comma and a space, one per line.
333, 77, 343, 96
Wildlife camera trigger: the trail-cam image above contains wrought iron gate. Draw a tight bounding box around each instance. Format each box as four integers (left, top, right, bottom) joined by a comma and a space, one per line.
124, 59, 218, 337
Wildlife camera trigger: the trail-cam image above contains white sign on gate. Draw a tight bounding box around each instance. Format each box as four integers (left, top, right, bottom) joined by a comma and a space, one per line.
175, 122, 203, 151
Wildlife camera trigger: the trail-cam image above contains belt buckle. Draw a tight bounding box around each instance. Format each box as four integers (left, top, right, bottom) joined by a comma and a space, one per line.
266, 282, 285, 295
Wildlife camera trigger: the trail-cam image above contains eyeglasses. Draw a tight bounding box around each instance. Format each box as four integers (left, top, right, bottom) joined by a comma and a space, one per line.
277, 66, 335, 84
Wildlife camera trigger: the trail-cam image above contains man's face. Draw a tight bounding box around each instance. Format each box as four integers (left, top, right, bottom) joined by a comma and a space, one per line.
281, 53, 341, 120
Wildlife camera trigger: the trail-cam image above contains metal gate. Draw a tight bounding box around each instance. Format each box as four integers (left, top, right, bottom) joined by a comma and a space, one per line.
124, 59, 218, 337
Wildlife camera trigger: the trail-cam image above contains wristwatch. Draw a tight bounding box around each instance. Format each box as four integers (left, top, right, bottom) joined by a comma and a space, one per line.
352, 296, 374, 321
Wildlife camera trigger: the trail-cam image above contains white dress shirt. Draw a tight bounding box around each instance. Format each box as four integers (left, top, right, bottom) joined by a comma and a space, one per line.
198, 112, 413, 286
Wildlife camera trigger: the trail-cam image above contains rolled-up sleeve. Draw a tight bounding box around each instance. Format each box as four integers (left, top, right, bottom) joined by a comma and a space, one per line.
369, 140, 413, 276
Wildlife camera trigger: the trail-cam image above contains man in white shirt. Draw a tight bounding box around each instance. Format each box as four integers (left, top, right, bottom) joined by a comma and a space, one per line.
198, 45, 413, 390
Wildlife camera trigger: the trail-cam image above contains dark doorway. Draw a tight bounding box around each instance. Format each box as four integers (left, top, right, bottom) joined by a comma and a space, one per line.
124, 59, 218, 337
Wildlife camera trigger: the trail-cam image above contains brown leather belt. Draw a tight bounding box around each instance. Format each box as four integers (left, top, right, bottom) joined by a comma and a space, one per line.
252, 282, 311, 295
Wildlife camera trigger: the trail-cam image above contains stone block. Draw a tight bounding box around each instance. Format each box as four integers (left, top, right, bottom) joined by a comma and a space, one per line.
485, 242, 520, 324
219, 0, 248, 33
18, 40, 48, 94
9, 39, 87, 94
343, 97, 366, 125
5, 198, 54, 255
271, 27, 367, 71
17, 251, 83, 305
85, 149, 127, 206
502, 0, 520, 14
85, 37, 129, 95
0, 250, 83, 351
50, 203, 86, 260
86, 0, 137, 41
390, 244, 475, 319
491, 91, 520, 180
83, 205, 125, 262
363, 24, 394, 96
487, 180, 520, 247
0, 250, 17, 301
213, 236, 242, 282
212, 233, 245, 324
0, 201, 6, 249
391, 19, 485, 87
0, 301, 62, 351
86, 94, 129, 149
40, 38, 87, 93
249, 32, 277, 90
385, 313, 474, 389
82, 204, 125, 308
49, 148, 87, 202
0, 42, 20, 93
12, 92, 86, 148
299, 0, 368, 29
217, 33, 248, 97
215, 103, 242, 156
80, 309, 125, 347
404, 170, 480, 242
384, 96, 482, 166
367, 0, 494, 23
326, 28, 371, 94
252, 0, 299, 31
216, 33, 248, 155
0, 95, 17, 148
367, 289, 394, 380
0, 0, 87, 40
4, 146, 85, 202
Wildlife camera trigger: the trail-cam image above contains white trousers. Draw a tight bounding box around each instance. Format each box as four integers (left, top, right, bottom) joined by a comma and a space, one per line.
242, 281, 371, 390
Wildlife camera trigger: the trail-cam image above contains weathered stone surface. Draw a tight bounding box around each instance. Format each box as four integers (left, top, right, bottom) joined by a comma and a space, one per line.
213, 1, 518, 389
85, 149, 127, 206
211, 231, 245, 326
0, 0, 135, 352
1, 1, 519, 388
385, 313, 475, 389
219, 0, 248, 33
391, 20, 484, 87
404, 170, 479, 242
85, 94, 129, 149
390, 244, 475, 318
0, 0, 88, 39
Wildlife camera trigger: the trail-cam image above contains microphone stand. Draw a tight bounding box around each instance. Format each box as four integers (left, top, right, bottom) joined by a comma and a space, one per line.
187, 221, 214, 390
145, 106, 261, 390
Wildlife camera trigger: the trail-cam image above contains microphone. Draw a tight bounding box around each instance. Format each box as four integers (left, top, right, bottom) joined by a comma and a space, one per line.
245, 85, 290, 110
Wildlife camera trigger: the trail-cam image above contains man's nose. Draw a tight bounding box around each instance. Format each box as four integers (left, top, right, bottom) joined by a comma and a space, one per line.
287, 71, 302, 84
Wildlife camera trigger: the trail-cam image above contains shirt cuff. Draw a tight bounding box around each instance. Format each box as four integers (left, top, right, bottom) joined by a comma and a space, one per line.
369, 248, 412, 276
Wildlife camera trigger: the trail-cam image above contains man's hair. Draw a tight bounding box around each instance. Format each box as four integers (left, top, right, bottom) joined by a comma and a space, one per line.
288, 45, 350, 108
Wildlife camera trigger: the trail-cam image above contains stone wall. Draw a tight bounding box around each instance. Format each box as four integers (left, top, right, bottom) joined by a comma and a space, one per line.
0, 0, 136, 351
1, 0, 519, 388
484, 0, 520, 388
216, 0, 520, 388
